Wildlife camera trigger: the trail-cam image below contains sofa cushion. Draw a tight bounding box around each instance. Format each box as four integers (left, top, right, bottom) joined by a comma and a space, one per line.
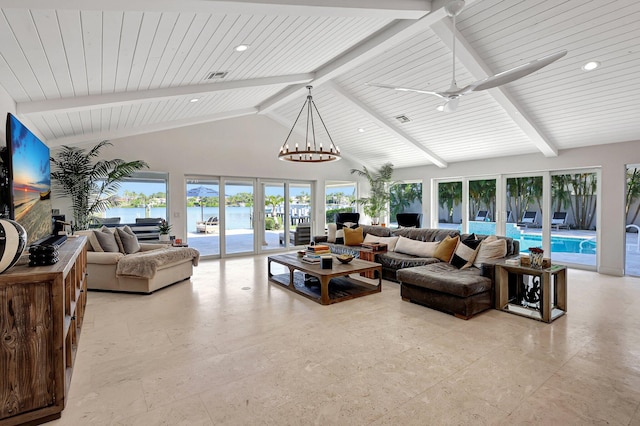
116, 226, 141, 254
343, 226, 364, 246
394, 235, 439, 257
433, 235, 459, 262
451, 234, 481, 269
397, 263, 492, 298
363, 233, 400, 251
392, 227, 458, 242
361, 225, 394, 238
93, 229, 121, 252
473, 236, 507, 268
377, 251, 440, 271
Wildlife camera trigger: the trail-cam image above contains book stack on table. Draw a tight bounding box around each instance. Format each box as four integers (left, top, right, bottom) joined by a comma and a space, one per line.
302, 244, 331, 264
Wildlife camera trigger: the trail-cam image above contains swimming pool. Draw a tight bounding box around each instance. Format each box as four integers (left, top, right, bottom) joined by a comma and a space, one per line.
468, 222, 597, 254
519, 233, 596, 254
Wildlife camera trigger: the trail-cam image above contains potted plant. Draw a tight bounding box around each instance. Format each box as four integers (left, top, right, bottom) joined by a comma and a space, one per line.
158, 220, 172, 242
350, 162, 395, 225
50, 141, 148, 230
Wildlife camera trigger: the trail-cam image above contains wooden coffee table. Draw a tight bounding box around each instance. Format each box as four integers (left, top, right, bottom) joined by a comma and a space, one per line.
267, 253, 382, 305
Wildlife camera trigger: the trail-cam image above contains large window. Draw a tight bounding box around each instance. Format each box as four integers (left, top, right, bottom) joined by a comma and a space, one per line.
390, 182, 422, 227
437, 181, 462, 230
325, 181, 356, 225
103, 172, 168, 223
550, 172, 597, 268
626, 164, 640, 276
468, 179, 496, 235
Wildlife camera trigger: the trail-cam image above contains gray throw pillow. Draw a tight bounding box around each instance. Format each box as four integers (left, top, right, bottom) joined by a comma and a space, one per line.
116, 227, 141, 254
93, 229, 121, 252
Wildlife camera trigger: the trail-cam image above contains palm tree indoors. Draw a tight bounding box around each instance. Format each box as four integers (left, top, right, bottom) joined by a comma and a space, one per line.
50, 141, 148, 230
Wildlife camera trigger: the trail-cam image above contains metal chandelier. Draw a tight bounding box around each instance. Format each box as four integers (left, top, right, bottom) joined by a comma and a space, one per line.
278, 86, 341, 163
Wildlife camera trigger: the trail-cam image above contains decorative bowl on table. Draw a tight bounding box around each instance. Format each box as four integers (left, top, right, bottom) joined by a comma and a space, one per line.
297, 250, 306, 257
337, 254, 354, 264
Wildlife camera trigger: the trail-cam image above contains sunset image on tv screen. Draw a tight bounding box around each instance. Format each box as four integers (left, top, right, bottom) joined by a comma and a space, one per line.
9, 114, 52, 244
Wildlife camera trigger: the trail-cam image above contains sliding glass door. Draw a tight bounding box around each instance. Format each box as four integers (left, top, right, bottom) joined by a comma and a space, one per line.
626, 164, 640, 276
262, 182, 285, 251
224, 180, 255, 255
186, 178, 220, 257
436, 181, 462, 230
551, 171, 598, 268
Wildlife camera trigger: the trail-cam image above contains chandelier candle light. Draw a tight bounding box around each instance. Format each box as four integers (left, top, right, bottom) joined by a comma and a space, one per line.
278, 86, 341, 163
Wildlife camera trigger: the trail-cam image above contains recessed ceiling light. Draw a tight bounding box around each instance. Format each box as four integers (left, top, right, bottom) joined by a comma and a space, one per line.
235, 44, 249, 52
358, 128, 365, 133
189, 98, 199, 103
582, 61, 600, 71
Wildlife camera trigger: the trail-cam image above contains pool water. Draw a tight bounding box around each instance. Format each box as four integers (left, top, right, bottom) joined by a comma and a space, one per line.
468, 221, 597, 255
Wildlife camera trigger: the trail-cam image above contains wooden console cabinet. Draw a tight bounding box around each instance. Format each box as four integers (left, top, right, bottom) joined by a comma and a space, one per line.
1, 236, 88, 425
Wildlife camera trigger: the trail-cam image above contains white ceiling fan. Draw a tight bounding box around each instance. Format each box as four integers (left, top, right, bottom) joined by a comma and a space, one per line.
368, 0, 567, 112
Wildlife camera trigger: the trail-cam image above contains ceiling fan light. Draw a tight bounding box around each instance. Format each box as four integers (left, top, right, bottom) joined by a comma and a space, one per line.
582, 61, 600, 71
436, 105, 445, 112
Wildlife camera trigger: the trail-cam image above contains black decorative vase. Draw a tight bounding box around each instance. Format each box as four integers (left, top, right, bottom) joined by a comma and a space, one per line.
0, 219, 27, 273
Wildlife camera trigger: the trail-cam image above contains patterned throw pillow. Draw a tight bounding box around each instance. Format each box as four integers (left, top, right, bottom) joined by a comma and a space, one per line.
450, 234, 481, 269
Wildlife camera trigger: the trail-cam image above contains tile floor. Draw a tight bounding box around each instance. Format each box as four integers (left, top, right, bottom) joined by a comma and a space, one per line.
52, 257, 640, 425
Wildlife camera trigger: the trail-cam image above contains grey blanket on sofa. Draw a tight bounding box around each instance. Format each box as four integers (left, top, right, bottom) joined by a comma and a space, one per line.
116, 247, 200, 278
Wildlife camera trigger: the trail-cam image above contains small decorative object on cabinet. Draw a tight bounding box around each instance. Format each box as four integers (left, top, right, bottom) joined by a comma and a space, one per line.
0, 218, 27, 273
528, 247, 544, 269
1, 236, 88, 424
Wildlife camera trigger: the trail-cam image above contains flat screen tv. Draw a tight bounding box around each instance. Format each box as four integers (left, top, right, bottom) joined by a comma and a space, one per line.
6, 113, 53, 245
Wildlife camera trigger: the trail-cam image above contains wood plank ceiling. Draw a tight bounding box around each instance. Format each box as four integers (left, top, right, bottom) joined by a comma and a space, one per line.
0, 0, 638, 169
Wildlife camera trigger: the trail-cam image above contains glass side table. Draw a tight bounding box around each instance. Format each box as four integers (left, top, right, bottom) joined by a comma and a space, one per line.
495, 262, 567, 323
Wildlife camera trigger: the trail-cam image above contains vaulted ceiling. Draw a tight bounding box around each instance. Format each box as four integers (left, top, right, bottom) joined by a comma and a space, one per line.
1, 0, 639, 169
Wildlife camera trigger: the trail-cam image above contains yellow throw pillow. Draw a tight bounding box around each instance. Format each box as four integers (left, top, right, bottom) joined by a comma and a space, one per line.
433, 235, 460, 262
343, 226, 364, 246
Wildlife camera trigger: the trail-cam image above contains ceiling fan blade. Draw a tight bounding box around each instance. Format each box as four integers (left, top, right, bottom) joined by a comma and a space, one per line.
443, 98, 460, 112
470, 50, 567, 92
366, 83, 446, 99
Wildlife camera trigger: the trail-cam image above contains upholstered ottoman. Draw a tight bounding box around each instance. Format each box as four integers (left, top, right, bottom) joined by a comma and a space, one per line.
397, 262, 493, 319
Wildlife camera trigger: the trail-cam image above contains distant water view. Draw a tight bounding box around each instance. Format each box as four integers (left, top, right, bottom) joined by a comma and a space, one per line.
104, 206, 253, 232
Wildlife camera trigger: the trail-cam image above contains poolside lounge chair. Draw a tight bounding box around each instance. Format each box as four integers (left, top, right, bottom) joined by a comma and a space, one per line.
518, 211, 538, 228
474, 210, 489, 221
196, 216, 219, 233
551, 211, 569, 230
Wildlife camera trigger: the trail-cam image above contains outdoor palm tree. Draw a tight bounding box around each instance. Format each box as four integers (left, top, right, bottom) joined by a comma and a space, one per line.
50, 141, 148, 230
626, 167, 640, 224
390, 183, 422, 220
438, 182, 462, 223
265, 194, 284, 227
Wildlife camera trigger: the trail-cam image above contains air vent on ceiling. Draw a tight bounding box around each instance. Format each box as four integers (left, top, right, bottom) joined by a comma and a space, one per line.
205, 71, 228, 80
395, 115, 411, 123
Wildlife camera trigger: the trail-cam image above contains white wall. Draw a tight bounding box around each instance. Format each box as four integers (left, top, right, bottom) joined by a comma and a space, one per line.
393, 140, 640, 276
51, 115, 358, 239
